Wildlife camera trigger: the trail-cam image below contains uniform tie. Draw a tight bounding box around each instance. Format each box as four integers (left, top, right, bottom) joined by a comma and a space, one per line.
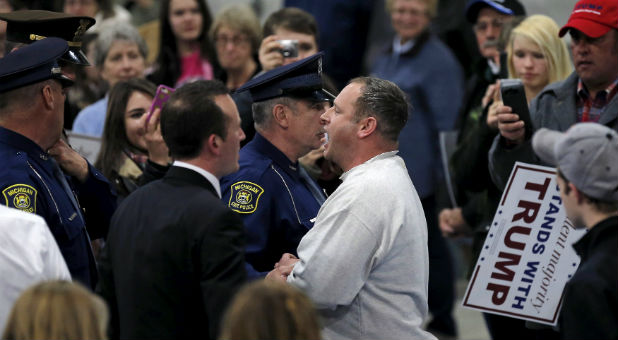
298, 165, 326, 205
50, 158, 85, 225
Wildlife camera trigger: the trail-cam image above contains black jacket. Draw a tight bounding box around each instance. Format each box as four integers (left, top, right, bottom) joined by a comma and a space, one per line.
97, 166, 246, 339
560, 216, 618, 340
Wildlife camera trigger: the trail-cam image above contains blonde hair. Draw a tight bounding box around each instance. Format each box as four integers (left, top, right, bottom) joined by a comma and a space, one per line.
219, 281, 321, 340
507, 15, 573, 85
385, 0, 439, 18
2, 281, 109, 340
209, 4, 262, 53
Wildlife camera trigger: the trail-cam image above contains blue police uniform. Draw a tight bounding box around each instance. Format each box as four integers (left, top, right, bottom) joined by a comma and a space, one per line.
0, 38, 116, 288
221, 133, 324, 275
223, 52, 333, 277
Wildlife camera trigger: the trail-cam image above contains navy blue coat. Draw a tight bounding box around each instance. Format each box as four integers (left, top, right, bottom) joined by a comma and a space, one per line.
0, 127, 116, 288
221, 133, 324, 276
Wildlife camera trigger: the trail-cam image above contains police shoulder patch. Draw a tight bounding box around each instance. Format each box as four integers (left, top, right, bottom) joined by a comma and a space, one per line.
2, 184, 37, 213
228, 181, 264, 214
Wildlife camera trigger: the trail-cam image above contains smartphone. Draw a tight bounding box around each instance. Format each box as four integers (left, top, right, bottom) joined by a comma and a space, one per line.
500, 79, 534, 139
147, 85, 175, 123
277, 39, 299, 58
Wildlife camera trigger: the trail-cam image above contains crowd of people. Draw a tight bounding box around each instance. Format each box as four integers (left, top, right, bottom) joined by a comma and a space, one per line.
0, 0, 616, 339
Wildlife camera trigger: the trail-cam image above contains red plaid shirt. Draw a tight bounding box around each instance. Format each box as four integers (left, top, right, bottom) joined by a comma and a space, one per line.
576, 78, 618, 122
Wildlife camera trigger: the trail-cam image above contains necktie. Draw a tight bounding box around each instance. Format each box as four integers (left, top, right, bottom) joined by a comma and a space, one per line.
50, 158, 85, 225
298, 165, 326, 205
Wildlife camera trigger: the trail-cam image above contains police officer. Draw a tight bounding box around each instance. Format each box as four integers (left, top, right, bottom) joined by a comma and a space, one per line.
0, 10, 96, 128
0, 10, 95, 65
0, 38, 116, 289
221, 52, 333, 277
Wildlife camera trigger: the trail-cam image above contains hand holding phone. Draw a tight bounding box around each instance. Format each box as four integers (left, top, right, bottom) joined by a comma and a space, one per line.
147, 85, 175, 124
500, 79, 533, 139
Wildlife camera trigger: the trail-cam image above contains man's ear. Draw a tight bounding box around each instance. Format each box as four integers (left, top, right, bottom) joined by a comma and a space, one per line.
205, 134, 220, 156
272, 104, 290, 128
41, 84, 55, 111
571, 183, 585, 204
357, 116, 377, 139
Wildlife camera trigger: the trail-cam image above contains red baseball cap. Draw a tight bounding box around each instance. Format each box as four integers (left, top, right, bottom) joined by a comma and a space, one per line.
559, 0, 618, 38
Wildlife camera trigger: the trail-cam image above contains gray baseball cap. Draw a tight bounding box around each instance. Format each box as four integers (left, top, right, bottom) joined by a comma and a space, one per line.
532, 123, 618, 201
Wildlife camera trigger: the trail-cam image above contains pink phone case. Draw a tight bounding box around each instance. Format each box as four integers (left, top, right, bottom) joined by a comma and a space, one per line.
147, 85, 175, 123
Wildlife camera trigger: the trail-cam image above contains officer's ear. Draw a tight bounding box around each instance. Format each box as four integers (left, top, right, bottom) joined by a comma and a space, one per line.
272, 103, 291, 128
40, 82, 56, 111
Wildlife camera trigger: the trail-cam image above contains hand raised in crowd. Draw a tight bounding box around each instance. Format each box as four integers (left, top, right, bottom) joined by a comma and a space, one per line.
258, 35, 285, 72
48, 138, 89, 183
143, 107, 171, 166
438, 207, 471, 238
496, 104, 526, 145
482, 81, 502, 130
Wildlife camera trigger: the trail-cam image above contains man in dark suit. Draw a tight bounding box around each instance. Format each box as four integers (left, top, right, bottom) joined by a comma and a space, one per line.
97, 80, 247, 339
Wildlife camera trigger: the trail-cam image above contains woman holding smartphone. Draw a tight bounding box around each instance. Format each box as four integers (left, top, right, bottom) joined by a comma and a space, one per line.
440, 14, 573, 339
483, 14, 573, 128
95, 79, 171, 200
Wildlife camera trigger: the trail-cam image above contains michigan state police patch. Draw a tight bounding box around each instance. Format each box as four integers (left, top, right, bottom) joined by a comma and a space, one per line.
3, 184, 37, 213
228, 181, 264, 214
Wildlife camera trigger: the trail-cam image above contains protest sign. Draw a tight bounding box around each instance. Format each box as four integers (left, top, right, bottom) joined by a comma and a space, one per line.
462, 162, 586, 325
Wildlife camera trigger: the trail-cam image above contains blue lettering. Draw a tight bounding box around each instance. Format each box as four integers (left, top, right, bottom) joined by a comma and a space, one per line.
532, 243, 545, 254
512, 295, 526, 309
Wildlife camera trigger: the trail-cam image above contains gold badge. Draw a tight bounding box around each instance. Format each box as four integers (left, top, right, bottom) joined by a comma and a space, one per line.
2, 184, 37, 213
228, 181, 264, 214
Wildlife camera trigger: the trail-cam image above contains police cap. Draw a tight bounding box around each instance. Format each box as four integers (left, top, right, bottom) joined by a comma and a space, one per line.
0, 10, 95, 65
0, 37, 74, 93
236, 52, 335, 103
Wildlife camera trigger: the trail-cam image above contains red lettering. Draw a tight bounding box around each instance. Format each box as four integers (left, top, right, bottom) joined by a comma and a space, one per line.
525, 178, 551, 200
491, 251, 521, 281
504, 226, 531, 250
512, 200, 541, 223
487, 283, 510, 305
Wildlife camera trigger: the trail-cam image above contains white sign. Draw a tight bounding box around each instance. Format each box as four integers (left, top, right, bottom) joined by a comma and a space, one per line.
462, 162, 586, 325
66, 131, 102, 164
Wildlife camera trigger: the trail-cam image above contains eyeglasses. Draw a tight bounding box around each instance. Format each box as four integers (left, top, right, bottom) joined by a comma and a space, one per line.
473, 19, 503, 32
215, 35, 250, 47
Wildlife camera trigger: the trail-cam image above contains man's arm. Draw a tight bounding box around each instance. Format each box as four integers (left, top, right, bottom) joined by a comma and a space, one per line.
287, 209, 378, 309
49, 139, 117, 240
199, 209, 247, 340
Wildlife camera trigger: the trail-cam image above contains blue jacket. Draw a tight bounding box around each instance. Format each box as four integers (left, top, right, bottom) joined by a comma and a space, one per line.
371, 31, 464, 198
221, 133, 323, 277
0, 127, 116, 288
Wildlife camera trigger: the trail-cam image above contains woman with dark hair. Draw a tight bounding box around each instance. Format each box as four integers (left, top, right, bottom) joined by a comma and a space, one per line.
95, 78, 170, 200
148, 0, 218, 87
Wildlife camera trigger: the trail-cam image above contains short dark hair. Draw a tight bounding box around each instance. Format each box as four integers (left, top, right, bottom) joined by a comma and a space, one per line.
557, 170, 618, 214
161, 80, 229, 159
349, 77, 409, 142
262, 7, 319, 42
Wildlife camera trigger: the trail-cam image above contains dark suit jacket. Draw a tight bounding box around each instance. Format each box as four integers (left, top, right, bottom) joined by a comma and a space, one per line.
97, 166, 246, 339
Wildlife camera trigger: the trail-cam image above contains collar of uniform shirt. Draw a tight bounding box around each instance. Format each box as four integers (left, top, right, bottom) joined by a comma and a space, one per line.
173, 160, 222, 198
